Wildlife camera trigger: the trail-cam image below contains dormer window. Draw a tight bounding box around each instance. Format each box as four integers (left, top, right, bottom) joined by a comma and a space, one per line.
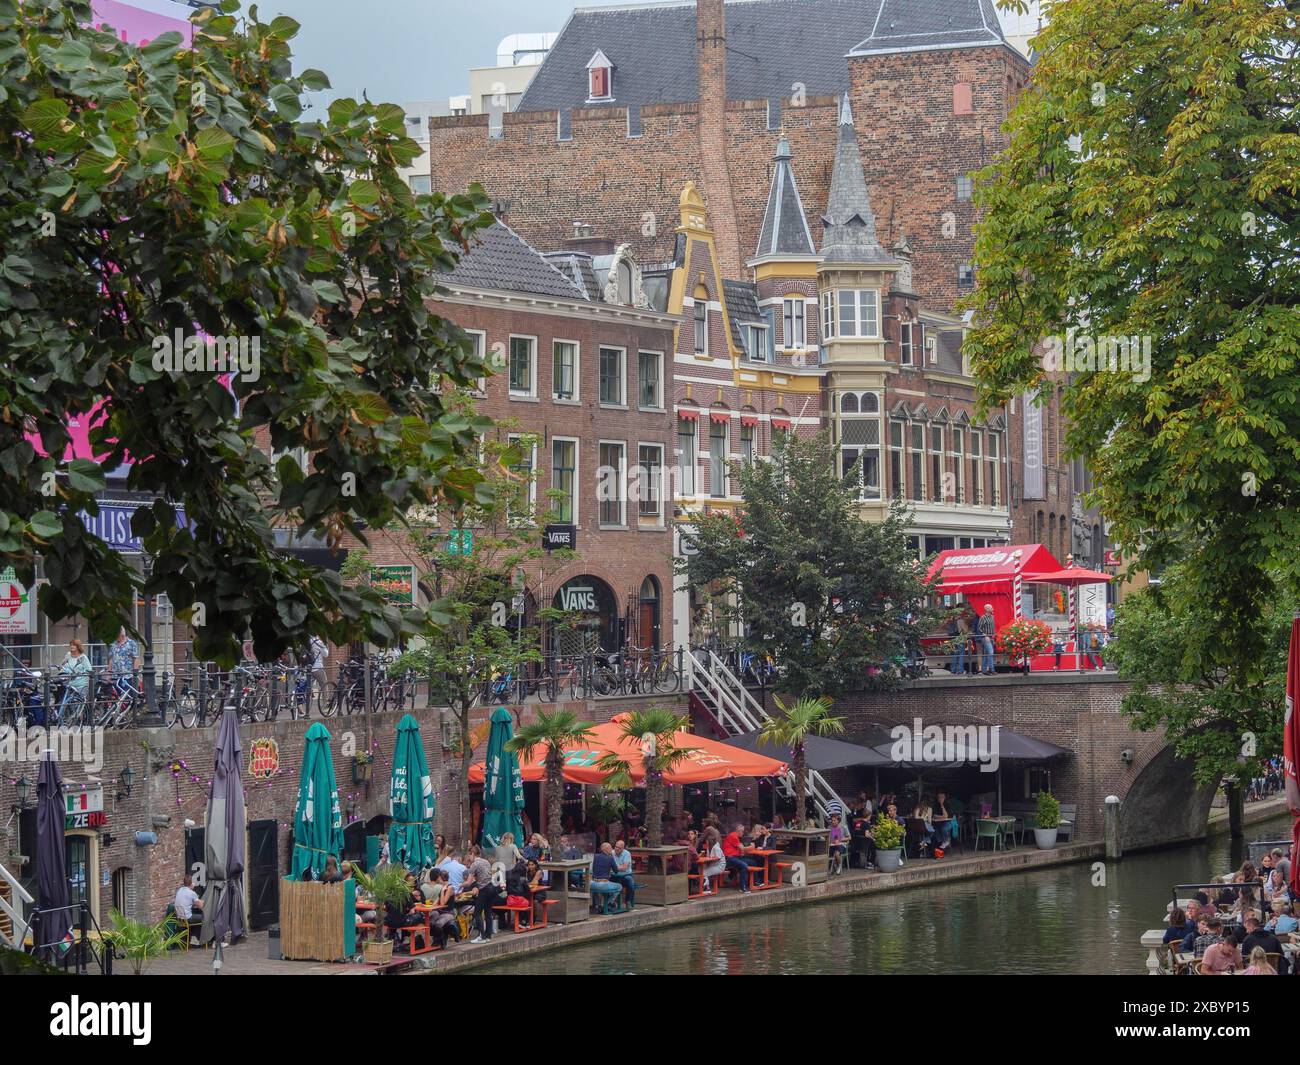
587, 50, 614, 101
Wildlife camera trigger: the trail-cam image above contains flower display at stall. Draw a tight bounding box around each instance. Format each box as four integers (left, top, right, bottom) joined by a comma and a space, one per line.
996, 619, 1054, 669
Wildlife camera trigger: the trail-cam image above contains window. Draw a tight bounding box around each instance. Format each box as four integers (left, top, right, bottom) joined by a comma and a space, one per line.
956, 174, 973, 201
740, 422, 755, 464
677, 417, 697, 496
930, 425, 944, 502
598, 442, 625, 526
900, 321, 913, 365
709, 419, 728, 498
638, 351, 662, 409
889, 420, 904, 499
969, 429, 983, 505
745, 324, 768, 362
408, 174, 431, 195
589, 64, 611, 100
637, 444, 663, 521
459, 328, 486, 392
557, 109, 572, 141
552, 340, 578, 401
506, 434, 536, 523
627, 104, 642, 137
839, 414, 880, 501
949, 428, 964, 504
762, 307, 777, 361
508, 336, 535, 396
551, 439, 577, 523
767, 97, 782, 130
599, 347, 624, 405
826, 289, 880, 338
987, 432, 1001, 507
958, 263, 975, 289
693, 300, 708, 354
909, 422, 925, 502
782, 298, 805, 348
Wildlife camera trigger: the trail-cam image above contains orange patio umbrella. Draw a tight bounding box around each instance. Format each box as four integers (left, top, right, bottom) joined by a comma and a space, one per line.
467, 713, 788, 785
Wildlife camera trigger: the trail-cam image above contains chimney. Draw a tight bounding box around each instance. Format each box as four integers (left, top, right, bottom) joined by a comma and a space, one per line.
696, 0, 726, 103
693, 0, 743, 275
565, 221, 615, 257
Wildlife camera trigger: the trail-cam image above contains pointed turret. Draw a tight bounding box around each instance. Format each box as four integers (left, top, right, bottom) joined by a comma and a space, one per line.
821, 94, 897, 266
754, 134, 816, 260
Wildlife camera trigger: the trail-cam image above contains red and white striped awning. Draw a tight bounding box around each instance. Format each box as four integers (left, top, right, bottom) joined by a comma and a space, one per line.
677, 407, 700, 421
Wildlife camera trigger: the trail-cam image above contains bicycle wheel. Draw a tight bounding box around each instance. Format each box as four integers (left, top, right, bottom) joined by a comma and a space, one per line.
176, 690, 199, 728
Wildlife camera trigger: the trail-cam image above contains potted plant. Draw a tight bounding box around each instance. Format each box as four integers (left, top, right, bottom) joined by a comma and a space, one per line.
872, 815, 905, 872
1034, 791, 1061, 849
997, 618, 1054, 674
350, 862, 412, 964
352, 751, 373, 785
758, 695, 844, 828
100, 908, 191, 975
506, 708, 595, 848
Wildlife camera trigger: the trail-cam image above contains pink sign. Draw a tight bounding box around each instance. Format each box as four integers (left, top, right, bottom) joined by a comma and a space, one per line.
90, 0, 196, 46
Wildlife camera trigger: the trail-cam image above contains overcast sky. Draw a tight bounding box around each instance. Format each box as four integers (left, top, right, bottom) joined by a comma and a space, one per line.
261, 0, 1042, 107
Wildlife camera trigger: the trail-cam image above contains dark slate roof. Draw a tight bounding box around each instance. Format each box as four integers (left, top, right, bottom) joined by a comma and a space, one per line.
722, 279, 764, 352
754, 135, 817, 259
820, 95, 898, 266
439, 221, 587, 301
849, 0, 1006, 56
519, 0, 892, 111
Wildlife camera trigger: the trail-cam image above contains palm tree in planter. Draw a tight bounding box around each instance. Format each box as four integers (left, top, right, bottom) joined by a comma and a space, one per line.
505, 708, 595, 854
351, 863, 413, 962
597, 708, 691, 848
758, 696, 844, 827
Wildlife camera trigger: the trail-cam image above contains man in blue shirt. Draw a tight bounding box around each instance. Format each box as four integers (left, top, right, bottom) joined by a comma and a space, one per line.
611, 839, 637, 908
437, 852, 468, 892
109, 627, 140, 689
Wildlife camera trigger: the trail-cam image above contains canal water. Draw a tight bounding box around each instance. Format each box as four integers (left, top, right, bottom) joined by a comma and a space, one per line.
471, 814, 1294, 975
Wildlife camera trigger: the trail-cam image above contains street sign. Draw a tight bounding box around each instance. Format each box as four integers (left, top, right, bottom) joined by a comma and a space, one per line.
543, 524, 575, 551
0, 567, 33, 635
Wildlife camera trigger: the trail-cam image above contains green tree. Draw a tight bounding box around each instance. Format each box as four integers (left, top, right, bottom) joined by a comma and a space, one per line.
1107, 563, 1290, 836
0, 0, 494, 662
376, 422, 575, 841
758, 695, 843, 827
505, 707, 595, 854
962, 0, 1300, 668
597, 708, 691, 848
683, 431, 940, 695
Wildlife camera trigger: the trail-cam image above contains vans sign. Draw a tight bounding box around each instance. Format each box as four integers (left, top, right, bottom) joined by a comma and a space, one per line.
559, 585, 597, 612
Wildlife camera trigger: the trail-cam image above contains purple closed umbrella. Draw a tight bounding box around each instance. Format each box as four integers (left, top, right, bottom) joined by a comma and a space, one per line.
200, 707, 246, 955
33, 753, 71, 962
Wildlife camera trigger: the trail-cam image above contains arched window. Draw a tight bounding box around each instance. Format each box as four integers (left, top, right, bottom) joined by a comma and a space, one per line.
862, 392, 879, 414
618, 260, 633, 304
840, 392, 859, 414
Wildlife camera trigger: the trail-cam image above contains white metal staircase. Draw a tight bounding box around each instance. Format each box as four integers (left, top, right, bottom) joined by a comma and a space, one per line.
687, 649, 847, 824
0, 856, 32, 951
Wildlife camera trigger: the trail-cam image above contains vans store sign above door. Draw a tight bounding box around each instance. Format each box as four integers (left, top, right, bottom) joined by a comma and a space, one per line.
559, 584, 598, 612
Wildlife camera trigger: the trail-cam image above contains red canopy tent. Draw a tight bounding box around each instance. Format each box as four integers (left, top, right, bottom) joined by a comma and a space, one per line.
467, 713, 788, 786
926, 544, 1064, 631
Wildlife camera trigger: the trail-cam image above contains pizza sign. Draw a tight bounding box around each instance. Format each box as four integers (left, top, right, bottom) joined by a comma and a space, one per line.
249, 738, 279, 779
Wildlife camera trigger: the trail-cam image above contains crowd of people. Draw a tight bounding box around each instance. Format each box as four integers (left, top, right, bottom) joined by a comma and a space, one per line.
1161, 852, 1297, 975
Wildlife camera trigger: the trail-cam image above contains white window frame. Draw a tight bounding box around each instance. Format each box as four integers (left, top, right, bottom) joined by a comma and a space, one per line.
899, 321, 913, 366
745, 324, 768, 363
636, 442, 665, 525
599, 345, 626, 407
677, 416, 698, 497
833, 289, 881, 338
597, 440, 627, 527
460, 328, 487, 393
637, 350, 664, 411
782, 297, 806, 348
708, 418, 729, 499
551, 436, 579, 526
552, 338, 580, 403
508, 334, 537, 398
693, 300, 708, 355
821, 291, 834, 340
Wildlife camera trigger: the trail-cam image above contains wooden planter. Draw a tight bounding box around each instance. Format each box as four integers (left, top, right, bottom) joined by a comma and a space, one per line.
771, 828, 830, 885
541, 858, 592, 924
630, 845, 690, 906
279, 877, 356, 962
362, 938, 393, 965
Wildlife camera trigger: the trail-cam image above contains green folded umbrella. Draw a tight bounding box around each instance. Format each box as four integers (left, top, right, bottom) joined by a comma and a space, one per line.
291, 722, 344, 880
481, 707, 524, 850
388, 713, 436, 871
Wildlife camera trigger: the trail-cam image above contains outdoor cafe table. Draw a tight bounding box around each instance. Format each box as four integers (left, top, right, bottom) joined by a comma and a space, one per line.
770, 828, 829, 885
744, 847, 785, 890
541, 857, 592, 924
630, 845, 690, 906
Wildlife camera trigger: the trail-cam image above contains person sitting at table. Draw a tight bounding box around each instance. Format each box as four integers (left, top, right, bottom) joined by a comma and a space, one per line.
1163, 907, 1195, 946
750, 821, 772, 849
611, 839, 638, 908
911, 800, 937, 851
340, 860, 355, 880
521, 832, 549, 861
437, 850, 468, 892
1199, 921, 1242, 974
1242, 945, 1277, 975
1182, 914, 1214, 956
1263, 867, 1290, 905
1191, 890, 1216, 916
525, 858, 549, 923
932, 791, 956, 849
1266, 900, 1298, 935
722, 823, 760, 892
700, 827, 726, 893
384, 872, 425, 952
319, 855, 343, 884
428, 870, 460, 947
173, 874, 203, 922
1239, 913, 1287, 974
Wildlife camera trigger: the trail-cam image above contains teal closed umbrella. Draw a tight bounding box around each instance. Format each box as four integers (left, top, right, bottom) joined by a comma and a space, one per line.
389, 714, 436, 871
291, 722, 344, 880
480, 707, 524, 849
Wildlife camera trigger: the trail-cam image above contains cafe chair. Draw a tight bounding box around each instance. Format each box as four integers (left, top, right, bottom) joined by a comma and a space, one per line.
974, 819, 1002, 853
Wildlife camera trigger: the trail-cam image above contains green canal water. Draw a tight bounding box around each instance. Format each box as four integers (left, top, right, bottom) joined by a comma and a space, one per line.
471, 814, 1294, 975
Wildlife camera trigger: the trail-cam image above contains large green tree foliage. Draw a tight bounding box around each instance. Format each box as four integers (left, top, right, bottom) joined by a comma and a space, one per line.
683, 432, 939, 696
0, 0, 493, 662
964, 0, 1300, 664
1108, 563, 1289, 829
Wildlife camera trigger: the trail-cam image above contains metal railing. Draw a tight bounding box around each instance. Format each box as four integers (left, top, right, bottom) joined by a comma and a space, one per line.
0, 857, 33, 951
26, 900, 112, 974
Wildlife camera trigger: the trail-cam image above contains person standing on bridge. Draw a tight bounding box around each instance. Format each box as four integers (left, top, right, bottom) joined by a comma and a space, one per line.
978, 604, 997, 675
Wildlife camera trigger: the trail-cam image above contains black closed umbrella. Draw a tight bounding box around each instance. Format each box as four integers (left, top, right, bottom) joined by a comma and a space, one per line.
32, 753, 71, 963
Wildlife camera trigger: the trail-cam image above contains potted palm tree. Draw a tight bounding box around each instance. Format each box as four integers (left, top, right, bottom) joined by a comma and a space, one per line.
598, 707, 692, 905
1033, 791, 1061, 849
872, 814, 906, 872
759, 696, 844, 883
100, 909, 191, 975
350, 862, 412, 964
506, 707, 595, 851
